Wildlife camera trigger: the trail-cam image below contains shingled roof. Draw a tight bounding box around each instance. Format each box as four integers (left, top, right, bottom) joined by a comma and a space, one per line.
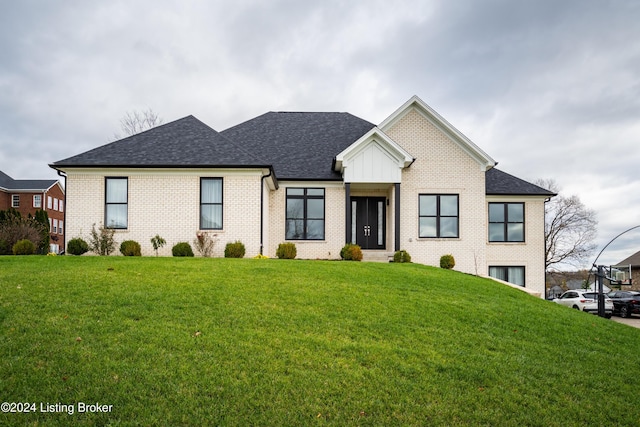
51, 116, 267, 169
221, 112, 376, 180
614, 250, 640, 268
485, 168, 556, 196
0, 170, 58, 192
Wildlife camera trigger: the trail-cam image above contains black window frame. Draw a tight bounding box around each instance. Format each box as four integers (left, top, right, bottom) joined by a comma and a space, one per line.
285, 188, 325, 241
488, 202, 525, 242
489, 266, 526, 287
418, 194, 460, 238
105, 177, 128, 229
200, 177, 224, 230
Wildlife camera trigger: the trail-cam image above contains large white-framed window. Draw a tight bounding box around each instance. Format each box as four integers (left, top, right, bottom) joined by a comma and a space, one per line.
11, 195, 19, 208
53, 219, 58, 234
489, 266, 525, 287
489, 202, 524, 242
105, 177, 128, 229
419, 194, 459, 238
33, 194, 42, 208
286, 188, 325, 240
59, 220, 64, 235
53, 198, 58, 211
47, 196, 52, 209
200, 178, 223, 230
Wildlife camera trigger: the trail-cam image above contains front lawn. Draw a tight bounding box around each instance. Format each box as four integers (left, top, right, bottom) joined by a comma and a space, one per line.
1, 256, 639, 426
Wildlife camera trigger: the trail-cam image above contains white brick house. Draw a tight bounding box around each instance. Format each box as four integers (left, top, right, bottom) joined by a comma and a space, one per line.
51, 96, 554, 296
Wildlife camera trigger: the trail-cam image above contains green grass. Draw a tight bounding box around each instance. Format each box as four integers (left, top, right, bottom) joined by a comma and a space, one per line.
1, 256, 640, 426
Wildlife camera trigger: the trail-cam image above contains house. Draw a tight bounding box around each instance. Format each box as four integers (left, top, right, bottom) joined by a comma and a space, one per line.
613, 250, 640, 290
0, 170, 66, 253
50, 96, 554, 296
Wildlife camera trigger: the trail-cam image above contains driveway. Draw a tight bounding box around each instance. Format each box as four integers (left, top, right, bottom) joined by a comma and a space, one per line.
610, 315, 640, 329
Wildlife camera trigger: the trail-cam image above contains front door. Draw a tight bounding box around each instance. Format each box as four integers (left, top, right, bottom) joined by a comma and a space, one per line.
352, 197, 386, 250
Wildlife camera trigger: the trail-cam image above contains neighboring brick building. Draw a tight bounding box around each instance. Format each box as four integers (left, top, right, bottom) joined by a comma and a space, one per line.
50, 96, 555, 296
0, 170, 66, 253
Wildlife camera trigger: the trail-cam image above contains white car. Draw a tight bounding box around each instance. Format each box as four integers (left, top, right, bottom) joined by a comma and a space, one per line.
553, 290, 613, 318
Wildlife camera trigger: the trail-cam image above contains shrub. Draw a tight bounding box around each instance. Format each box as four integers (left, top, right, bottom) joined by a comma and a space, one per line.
150, 235, 166, 257
193, 232, 218, 257
88, 223, 117, 256
67, 238, 89, 255
172, 242, 194, 257
224, 241, 246, 258
120, 240, 142, 256
393, 250, 412, 263
276, 242, 297, 259
440, 254, 455, 269
340, 243, 363, 261
12, 239, 36, 255
0, 208, 48, 255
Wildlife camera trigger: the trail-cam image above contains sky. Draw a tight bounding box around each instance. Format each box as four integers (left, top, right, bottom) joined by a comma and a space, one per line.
1, 0, 639, 268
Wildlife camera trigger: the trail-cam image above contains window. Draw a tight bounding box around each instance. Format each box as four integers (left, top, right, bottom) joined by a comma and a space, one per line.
47, 196, 52, 209
11, 195, 19, 208
53, 219, 58, 234
105, 177, 128, 229
286, 188, 325, 240
489, 266, 525, 287
200, 178, 223, 229
489, 203, 524, 242
53, 198, 58, 211
59, 200, 64, 212
33, 195, 42, 208
59, 220, 64, 235
419, 194, 459, 238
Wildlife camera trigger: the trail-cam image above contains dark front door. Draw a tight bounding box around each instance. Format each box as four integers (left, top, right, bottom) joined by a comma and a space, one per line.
352, 197, 386, 250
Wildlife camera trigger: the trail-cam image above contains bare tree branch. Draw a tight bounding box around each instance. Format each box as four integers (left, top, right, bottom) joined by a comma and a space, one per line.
113, 108, 163, 140
536, 178, 598, 271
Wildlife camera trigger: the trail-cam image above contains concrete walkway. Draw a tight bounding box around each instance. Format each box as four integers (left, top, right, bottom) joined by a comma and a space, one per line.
610, 315, 640, 329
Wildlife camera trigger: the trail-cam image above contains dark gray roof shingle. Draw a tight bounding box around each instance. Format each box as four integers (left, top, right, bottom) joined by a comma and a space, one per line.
51, 116, 266, 168
221, 112, 376, 180
486, 168, 556, 196
0, 170, 58, 191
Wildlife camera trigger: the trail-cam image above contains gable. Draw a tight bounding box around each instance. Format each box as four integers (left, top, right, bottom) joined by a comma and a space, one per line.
334, 128, 414, 183
380, 96, 496, 171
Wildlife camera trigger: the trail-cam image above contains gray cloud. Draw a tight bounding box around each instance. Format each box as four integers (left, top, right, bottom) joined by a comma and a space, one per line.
1, 0, 639, 267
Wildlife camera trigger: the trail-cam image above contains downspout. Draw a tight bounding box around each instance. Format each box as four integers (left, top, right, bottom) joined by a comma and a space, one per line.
260, 169, 274, 255
56, 169, 67, 254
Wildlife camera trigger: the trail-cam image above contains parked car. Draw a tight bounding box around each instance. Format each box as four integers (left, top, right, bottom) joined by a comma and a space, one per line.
607, 291, 640, 318
553, 290, 613, 318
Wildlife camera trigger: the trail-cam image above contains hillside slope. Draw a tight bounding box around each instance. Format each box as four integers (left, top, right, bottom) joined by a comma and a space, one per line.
1, 257, 639, 426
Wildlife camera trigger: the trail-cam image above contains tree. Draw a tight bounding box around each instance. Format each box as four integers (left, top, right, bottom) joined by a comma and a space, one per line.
535, 179, 598, 270
114, 108, 163, 139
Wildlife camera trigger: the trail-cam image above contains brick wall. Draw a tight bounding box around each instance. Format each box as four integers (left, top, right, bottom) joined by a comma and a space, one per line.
0, 184, 66, 251
65, 169, 263, 257
267, 182, 345, 259
384, 108, 489, 275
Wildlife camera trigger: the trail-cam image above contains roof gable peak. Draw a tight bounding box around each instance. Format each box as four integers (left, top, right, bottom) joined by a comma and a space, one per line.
380, 95, 496, 170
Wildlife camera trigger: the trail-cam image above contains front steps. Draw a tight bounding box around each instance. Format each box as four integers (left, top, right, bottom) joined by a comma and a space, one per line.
361, 250, 393, 263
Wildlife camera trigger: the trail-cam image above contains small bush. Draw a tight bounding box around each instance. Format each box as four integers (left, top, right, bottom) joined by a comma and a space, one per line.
224, 241, 246, 258
150, 235, 166, 257
276, 242, 297, 259
340, 243, 363, 261
440, 254, 455, 269
393, 250, 412, 263
67, 238, 89, 255
12, 239, 36, 255
120, 240, 142, 256
172, 242, 194, 257
88, 223, 117, 256
193, 232, 218, 257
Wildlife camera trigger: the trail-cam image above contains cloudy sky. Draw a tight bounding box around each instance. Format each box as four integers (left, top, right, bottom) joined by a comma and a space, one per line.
1, 0, 639, 267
